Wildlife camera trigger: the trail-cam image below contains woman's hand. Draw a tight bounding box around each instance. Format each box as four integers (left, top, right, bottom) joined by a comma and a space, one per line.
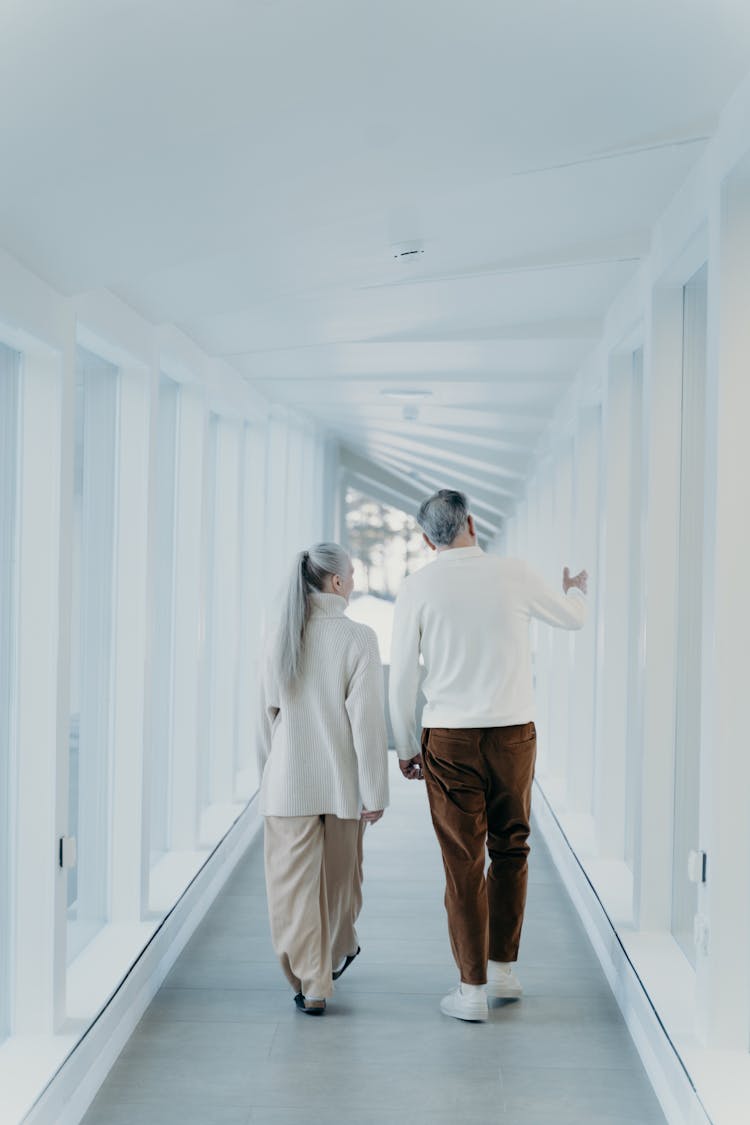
361, 808, 384, 825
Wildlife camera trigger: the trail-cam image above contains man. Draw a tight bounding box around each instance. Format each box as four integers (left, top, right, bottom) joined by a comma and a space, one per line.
389, 489, 587, 1022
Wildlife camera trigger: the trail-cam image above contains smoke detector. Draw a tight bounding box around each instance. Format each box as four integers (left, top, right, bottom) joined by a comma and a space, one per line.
391, 240, 424, 261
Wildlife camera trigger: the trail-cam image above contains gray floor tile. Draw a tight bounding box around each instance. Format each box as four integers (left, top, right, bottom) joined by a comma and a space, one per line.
151, 987, 288, 1023
84, 1098, 250, 1125
501, 1064, 667, 1124
247, 1113, 498, 1125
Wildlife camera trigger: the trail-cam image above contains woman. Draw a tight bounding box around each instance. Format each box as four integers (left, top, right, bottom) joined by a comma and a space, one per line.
257, 542, 389, 1015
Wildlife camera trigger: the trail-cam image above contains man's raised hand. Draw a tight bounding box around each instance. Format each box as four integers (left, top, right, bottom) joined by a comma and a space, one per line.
563, 566, 588, 595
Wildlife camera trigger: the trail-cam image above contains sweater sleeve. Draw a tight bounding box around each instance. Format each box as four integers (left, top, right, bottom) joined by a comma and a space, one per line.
255, 646, 279, 780
388, 583, 422, 760
523, 562, 587, 630
345, 627, 390, 813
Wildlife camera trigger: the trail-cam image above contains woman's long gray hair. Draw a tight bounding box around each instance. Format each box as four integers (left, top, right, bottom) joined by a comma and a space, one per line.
274, 542, 351, 691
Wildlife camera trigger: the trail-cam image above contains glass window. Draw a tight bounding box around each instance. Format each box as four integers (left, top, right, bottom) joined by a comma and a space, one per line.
0, 342, 20, 1039
671, 265, 708, 965
345, 485, 427, 662
67, 347, 118, 962
344, 486, 428, 746
149, 376, 179, 865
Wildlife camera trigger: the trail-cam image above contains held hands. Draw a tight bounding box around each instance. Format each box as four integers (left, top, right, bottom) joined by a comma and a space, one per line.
361, 808, 384, 825
563, 566, 588, 595
399, 754, 424, 782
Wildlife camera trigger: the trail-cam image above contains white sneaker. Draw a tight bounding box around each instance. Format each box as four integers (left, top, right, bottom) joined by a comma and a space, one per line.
439, 985, 488, 1022
486, 964, 523, 999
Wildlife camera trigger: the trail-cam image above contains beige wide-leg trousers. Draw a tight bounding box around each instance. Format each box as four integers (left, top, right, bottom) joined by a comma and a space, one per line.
264, 814, 364, 999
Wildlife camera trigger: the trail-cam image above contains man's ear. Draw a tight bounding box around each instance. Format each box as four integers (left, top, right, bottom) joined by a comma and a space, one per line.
467, 514, 476, 539
422, 532, 437, 552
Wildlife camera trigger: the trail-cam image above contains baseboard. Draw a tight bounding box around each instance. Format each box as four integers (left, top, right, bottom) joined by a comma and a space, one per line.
24, 798, 262, 1125
532, 781, 712, 1125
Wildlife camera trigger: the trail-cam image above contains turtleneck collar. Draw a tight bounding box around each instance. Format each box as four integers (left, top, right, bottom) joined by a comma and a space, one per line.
434, 545, 484, 562
309, 591, 348, 617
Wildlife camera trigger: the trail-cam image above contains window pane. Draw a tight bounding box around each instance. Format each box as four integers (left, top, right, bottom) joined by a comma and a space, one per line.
344, 486, 428, 744
671, 265, 708, 965
150, 377, 179, 864
0, 342, 20, 1039
68, 347, 118, 962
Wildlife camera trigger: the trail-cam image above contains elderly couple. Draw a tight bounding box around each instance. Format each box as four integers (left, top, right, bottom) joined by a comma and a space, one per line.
256, 489, 587, 1020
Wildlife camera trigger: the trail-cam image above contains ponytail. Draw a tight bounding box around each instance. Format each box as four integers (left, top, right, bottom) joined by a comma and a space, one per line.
274, 542, 350, 690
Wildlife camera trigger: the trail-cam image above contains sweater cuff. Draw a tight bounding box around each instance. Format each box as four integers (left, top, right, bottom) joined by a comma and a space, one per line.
395, 738, 421, 761
566, 587, 587, 601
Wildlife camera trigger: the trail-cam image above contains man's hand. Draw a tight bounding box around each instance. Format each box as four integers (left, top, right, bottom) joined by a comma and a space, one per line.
399, 754, 424, 781
361, 809, 384, 825
563, 566, 588, 595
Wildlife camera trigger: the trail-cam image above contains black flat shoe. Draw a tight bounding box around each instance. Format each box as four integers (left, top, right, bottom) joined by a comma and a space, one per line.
294, 992, 326, 1015
332, 946, 361, 981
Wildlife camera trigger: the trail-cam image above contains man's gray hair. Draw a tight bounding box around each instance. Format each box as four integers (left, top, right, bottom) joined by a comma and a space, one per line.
417, 489, 470, 546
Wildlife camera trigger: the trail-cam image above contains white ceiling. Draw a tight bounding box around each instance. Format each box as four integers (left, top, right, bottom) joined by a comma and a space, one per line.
3, 1, 750, 536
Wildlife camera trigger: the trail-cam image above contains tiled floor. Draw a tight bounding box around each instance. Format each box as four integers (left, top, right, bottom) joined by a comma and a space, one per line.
83, 756, 667, 1124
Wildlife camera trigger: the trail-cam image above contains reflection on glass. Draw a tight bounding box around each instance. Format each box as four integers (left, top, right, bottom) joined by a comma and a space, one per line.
0, 342, 20, 1040
67, 347, 118, 962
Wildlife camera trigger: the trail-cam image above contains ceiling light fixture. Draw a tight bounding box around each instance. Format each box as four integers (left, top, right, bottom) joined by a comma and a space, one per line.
391, 240, 424, 260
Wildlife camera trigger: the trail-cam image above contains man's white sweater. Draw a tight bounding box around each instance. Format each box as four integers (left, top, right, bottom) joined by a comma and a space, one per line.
389, 547, 586, 760
257, 592, 390, 818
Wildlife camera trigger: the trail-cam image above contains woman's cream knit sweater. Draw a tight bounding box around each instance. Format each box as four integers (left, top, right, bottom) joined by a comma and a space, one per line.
256, 592, 390, 819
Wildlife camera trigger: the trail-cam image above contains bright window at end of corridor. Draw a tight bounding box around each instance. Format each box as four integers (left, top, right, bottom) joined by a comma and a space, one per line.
344, 486, 428, 664
0, 342, 20, 1042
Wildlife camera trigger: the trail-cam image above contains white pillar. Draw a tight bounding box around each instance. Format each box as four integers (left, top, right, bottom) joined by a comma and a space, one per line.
525, 477, 541, 570
696, 173, 750, 1047
265, 410, 290, 590
285, 423, 305, 554
169, 389, 206, 851
208, 420, 242, 806
532, 461, 555, 777
567, 405, 601, 817
110, 365, 154, 922
594, 356, 636, 858
235, 423, 267, 796
546, 440, 573, 786
634, 286, 683, 931
13, 346, 64, 1032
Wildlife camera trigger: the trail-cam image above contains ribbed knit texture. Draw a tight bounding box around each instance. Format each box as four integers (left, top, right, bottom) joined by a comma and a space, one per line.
389, 548, 587, 759
257, 592, 390, 818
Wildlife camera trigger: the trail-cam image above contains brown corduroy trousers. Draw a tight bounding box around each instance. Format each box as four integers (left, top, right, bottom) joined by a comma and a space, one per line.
421, 722, 537, 985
